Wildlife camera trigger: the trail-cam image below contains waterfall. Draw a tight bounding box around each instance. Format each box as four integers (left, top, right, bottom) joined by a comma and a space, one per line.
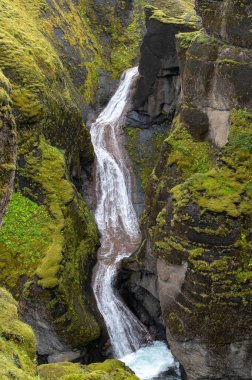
91, 67, 150, 358
90, 67, 180, 379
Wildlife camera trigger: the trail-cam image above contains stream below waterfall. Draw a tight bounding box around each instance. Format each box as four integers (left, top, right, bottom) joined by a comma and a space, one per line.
90, 67, 181, 380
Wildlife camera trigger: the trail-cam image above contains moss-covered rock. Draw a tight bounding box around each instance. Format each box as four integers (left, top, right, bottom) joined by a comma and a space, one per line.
0, 287, 37, 379
149, 111, 252, 379
17, 137, 100, 352
38, 359, 139, 380
0, 70, 17, 225
196, 0, 252, 49
146, 1, 198, 27
0, 0, 103, 356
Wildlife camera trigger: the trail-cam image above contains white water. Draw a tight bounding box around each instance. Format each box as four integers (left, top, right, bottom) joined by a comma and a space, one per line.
122, 341, 179, 380
91, 67, 179, 379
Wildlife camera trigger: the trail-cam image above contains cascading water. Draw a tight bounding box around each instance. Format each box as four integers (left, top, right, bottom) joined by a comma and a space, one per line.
91, 67, 180, 380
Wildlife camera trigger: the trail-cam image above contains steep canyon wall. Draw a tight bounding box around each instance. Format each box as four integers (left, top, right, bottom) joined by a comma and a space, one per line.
120, 2, 252, 379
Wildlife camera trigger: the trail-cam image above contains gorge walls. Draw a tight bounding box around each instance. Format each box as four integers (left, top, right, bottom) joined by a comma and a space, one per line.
0, 0, 251, 378
120, 1, 252, 379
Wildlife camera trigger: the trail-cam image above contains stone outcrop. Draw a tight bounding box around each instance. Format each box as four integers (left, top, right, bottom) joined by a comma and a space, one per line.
129, 4, 198, 127
177, 30, 252, 147
120, 2, 252, 379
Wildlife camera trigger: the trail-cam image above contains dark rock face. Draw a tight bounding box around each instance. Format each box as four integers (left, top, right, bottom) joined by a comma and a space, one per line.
177, 30, 252, 147
133, 7, 196, 123
196, 0, 252, 49
120, 2, 252, 380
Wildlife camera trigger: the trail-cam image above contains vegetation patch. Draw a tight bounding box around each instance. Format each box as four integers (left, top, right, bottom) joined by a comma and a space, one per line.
0, 287, 37, 379
165, 118, 213, 178
38, 359, 139, 380
0, 192, 52, 291
146, 1, 198, 27
171, 110, 252, 218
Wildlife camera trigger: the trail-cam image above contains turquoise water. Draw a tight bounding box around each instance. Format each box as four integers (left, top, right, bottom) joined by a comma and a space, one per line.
121, 341, 181, 380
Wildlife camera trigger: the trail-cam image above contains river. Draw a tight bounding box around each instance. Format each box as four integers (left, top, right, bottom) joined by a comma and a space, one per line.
90, 67, 180, 380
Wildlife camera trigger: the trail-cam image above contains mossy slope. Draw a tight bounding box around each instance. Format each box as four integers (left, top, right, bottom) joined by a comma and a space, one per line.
0, 287, 37, 380
0, 132, 100, 348
0, 0, 102, 353
0, 70, 17, 225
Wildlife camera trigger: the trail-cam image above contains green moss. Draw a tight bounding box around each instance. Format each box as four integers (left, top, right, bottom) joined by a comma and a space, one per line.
148, 0, 195, 17
38, 360, 139, 380
0, 0, 106, 113
165, 118, 213, 178
15, 132, 100, 344
217, 59, 244, 66
87, 360, 127, 373
188, 248, 206, 259
53, 195, 100, 346
0, 69, 16, 218
109, 0, 145, 78
226, 109, 252, 153
38, 362, 85, 380
176, 31, 199, 49
125, 127, 166, 190
1, 123, 100, 343
0, 192, 52, 290
78, 0, 147, 79
171, 110, 252, 218
0, 288, 37, 379
19, 136, 74, 289
146, 1, 198, 28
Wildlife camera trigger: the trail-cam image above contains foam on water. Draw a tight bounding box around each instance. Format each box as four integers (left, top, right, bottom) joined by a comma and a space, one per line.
121, 341, 180, 380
